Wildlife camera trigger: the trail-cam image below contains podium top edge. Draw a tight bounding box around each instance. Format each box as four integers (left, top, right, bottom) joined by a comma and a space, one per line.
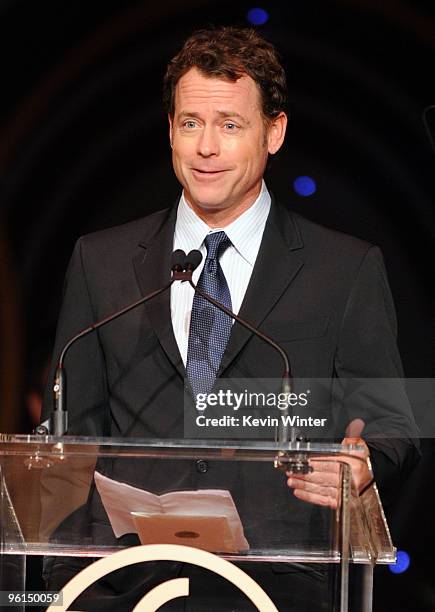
0, 434, 364, 453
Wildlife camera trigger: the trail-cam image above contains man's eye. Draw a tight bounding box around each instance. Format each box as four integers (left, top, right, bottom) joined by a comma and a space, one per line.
224, 123, 238, 130
183, 120, 197, 129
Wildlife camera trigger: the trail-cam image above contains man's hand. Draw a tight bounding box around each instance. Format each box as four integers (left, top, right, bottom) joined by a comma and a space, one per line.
286, 437, 374, 508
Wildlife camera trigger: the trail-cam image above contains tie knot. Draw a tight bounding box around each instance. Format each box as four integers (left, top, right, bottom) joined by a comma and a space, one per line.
204, 231, 231, 261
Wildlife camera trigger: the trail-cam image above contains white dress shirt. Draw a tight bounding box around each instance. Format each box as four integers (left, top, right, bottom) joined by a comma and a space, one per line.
171, 181, 271, 365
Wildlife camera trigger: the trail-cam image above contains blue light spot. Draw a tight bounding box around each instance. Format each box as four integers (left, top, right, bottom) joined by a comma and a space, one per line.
247, 8, 269, 25
293, 176, 317, 197
389, 550, 410, 574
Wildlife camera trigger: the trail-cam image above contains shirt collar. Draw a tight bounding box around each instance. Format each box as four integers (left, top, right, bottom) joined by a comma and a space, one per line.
173, 180, 271, 266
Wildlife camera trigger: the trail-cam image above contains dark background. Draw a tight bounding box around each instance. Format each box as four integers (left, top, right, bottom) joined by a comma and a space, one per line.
1, 1, 434, 609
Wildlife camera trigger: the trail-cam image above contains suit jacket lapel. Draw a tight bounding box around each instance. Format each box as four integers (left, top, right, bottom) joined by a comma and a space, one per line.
219, 197, 304, 376
132, 205, 186, 379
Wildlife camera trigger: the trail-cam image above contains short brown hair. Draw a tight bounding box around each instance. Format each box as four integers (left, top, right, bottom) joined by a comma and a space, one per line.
163, 26, 287, 122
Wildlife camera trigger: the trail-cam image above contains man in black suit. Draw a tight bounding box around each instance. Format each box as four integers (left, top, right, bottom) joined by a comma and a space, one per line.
42, 26, 418, 610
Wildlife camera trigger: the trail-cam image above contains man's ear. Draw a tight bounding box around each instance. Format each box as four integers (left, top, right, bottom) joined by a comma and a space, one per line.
267, 112, 287, 155
168, 114, 173, 148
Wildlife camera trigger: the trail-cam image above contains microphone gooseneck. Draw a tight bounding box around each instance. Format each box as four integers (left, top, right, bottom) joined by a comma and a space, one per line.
36, 251, 188, 436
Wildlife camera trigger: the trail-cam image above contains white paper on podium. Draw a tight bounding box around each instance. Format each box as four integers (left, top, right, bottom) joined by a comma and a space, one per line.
94, 471, 249, 550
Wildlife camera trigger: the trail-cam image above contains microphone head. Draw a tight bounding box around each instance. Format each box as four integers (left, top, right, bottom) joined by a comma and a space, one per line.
171, 249, 187, 272
185, 250, 203, 271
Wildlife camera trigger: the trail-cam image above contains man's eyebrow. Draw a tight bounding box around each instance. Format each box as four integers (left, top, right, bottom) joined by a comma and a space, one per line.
216, 110, 249, 124
178, 110, 250, 125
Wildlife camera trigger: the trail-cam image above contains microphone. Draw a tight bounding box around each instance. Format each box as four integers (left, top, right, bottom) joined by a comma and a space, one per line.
36, 251, 187, 436
171, 249, 187, 273
183, 250, 296, 445
184, 250, 202, 272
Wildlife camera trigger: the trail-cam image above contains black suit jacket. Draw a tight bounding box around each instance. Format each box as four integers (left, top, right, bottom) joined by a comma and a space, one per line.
42, 196, 419, 507
41, 196, 420, 609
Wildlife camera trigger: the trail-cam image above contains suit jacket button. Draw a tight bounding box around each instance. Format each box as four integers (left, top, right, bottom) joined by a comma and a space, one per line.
195, 459, 208, 474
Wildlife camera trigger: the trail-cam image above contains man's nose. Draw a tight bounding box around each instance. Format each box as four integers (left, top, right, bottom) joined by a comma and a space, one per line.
197, 125, 219, 157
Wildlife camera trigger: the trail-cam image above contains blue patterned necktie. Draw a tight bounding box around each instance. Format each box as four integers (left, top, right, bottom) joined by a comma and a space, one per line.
186, 231, 233, 398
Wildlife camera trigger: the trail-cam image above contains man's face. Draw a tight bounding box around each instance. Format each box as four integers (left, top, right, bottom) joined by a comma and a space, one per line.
168, 67, 286, 225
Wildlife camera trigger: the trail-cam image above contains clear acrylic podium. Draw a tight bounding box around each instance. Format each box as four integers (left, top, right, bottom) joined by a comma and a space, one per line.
0, 435, 394, 611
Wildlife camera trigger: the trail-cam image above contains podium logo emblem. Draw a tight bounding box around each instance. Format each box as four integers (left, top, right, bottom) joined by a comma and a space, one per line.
46, 544, 278, 611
